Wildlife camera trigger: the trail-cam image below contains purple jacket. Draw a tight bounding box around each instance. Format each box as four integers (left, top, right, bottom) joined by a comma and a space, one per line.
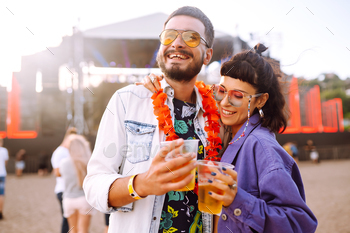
219, 114, 317, 233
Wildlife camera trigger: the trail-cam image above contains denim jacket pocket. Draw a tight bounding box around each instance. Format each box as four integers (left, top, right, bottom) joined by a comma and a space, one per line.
124, 120, 156, 164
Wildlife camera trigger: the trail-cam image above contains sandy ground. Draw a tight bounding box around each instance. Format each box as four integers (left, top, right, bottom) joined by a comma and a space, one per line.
0, 159, 349, 233
298, 159, 350, 233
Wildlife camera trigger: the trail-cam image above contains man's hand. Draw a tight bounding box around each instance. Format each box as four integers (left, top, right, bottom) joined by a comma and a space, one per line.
107, 139, 197, 208
134, 139, 197, 197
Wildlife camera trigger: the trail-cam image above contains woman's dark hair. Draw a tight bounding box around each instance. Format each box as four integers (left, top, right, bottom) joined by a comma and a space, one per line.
220, 43, 288, 133
164, 6, 214, 48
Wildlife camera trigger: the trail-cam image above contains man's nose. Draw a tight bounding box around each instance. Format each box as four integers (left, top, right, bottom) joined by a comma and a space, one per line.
171, 33, 186, 49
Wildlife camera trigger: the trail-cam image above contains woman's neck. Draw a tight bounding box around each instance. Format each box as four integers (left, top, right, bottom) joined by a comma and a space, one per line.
231, 123, 244, 140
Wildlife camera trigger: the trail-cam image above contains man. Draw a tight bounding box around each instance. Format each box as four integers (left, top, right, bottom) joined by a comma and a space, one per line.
0, 138, 9, 220
84, 6, 215, 233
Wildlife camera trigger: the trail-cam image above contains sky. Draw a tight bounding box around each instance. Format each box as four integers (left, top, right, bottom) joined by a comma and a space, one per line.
0, 0, 349, 88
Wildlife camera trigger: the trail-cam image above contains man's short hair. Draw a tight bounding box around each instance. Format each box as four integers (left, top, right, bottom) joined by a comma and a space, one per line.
164, 6, 214, 48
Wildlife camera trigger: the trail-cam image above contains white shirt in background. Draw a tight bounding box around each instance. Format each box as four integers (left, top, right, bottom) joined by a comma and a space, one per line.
51, 146, 70, 194
0, 147, 9, 177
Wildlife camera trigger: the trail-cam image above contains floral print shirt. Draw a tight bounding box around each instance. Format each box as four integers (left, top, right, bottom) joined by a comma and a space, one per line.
158, 98, 204, 233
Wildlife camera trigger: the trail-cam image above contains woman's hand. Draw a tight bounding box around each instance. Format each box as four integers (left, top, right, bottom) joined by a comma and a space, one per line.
208, 165, 238, 207
135, 73, 163, 93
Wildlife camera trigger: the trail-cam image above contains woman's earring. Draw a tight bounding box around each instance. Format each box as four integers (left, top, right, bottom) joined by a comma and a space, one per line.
259, 108, 264, 118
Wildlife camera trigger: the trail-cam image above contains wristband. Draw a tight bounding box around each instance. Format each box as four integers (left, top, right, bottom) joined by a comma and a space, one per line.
128, 175, 144, 200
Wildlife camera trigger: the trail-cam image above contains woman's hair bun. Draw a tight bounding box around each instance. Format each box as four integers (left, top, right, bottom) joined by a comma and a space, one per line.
254, 43, 268, 56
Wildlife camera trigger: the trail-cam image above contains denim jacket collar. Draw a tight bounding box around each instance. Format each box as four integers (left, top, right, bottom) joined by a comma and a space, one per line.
161, 79, 205, 113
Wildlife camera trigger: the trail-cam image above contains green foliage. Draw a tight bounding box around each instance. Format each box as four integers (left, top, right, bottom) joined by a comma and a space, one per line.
320, 88, 350, 115
321, 88, 346, 99
297, 74, 350, 119
322, 74, 344, 90
344, 112, 350, 119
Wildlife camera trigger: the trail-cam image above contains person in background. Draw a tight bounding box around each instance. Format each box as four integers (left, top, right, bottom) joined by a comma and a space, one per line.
51, 127, 77, 233
0, 138, 9, 220
38, 151, 49, 176
305, 139, 319, 164
15, 149, 26, 177
290, 141, 299, 164
283, 142, 293, 156
283, 141, 299, 164
59, 134, 94, 233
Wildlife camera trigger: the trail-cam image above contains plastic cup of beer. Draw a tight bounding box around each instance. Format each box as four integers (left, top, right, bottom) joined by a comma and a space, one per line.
160, 139, 199, 191
197, 160, 235, 215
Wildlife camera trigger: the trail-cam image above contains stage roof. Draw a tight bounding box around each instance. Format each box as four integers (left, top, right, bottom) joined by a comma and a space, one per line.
83, 12, 232, 40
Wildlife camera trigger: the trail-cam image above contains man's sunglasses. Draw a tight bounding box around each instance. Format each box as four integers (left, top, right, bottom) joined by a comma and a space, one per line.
159, 29, 210, 48
212, 84, 263, 107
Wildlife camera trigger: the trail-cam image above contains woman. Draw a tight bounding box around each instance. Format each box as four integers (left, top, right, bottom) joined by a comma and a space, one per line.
15, 149, 26, 177
59, 134, 94, 233
51, 126, 77, 233
140, 44, 317, 232
206, 44, 317, 232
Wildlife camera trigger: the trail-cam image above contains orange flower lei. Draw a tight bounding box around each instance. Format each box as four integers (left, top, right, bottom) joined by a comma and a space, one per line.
151, 81, 222, 161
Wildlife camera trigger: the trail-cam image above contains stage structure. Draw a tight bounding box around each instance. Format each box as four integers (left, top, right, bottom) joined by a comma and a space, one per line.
1, 12, 348, 173
283, 77, 344, 134
322, 98, 344, 132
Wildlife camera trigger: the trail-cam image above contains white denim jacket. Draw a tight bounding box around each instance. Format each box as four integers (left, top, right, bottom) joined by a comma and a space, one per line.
83, 79, 213, 233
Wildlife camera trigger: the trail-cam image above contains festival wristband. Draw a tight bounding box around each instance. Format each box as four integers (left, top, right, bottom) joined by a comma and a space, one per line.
128, 174, 144, 200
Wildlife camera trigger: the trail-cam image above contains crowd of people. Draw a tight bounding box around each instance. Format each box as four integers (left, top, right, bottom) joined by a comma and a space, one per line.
0, 127, 109, 232
0, 5, 319, 233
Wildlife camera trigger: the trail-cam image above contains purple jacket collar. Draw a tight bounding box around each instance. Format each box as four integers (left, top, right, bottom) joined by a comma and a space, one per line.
221, 113, 262, 165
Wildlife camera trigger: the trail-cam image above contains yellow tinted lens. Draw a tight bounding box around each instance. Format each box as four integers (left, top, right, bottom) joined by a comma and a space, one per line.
182, 31, 201, 47
161, 30, 178, 45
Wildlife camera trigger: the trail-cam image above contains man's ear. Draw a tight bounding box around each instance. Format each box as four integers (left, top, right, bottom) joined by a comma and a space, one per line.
203, 48, 213, 65
258, 93, 269, 108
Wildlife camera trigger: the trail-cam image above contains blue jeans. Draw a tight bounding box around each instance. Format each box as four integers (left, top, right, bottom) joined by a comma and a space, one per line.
56, 192, 69, 233
0, 176, 5, 195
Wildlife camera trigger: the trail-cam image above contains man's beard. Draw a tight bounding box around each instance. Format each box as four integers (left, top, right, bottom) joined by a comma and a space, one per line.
157, 49, 204, 83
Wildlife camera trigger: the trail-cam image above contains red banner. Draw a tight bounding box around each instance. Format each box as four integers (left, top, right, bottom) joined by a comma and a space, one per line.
6, 76, 37, 139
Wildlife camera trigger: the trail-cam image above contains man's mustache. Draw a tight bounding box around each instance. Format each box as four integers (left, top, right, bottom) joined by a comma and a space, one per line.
164, 49, 193, 58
